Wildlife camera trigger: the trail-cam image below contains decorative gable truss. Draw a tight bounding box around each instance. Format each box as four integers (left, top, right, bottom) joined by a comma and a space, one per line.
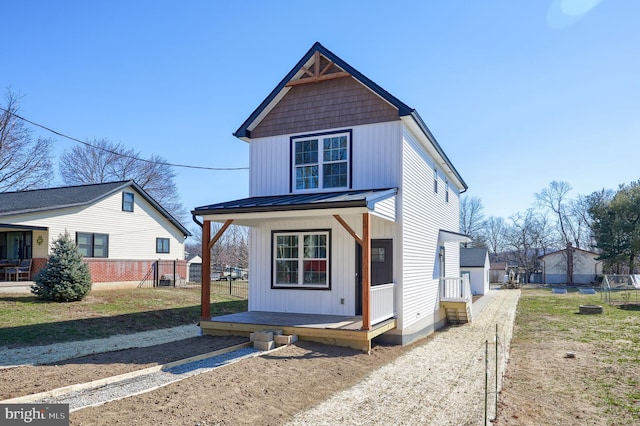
285, 51, 351, 86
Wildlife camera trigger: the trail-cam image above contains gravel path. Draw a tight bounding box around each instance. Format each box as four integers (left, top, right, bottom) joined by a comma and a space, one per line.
287, 289, 520, 426
36, 346, 260, 412
0, 324, 200, 368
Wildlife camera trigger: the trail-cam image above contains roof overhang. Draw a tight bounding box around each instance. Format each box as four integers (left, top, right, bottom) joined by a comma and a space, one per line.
438, 229, 472, 244
193, 188, 397, 226
402, 114, 467, 191
0, 223, 48, 231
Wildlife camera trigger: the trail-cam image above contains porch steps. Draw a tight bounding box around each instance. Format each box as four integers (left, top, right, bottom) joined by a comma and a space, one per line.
444, 306, 471, 324
250, 330, 298, 350
440, 300, 472, 325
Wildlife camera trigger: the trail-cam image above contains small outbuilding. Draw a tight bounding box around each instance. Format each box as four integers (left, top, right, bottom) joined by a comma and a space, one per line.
460, 247, 490, 295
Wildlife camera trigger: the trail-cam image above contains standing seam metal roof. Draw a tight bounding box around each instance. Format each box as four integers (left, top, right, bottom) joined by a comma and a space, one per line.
192, 188, 397, 215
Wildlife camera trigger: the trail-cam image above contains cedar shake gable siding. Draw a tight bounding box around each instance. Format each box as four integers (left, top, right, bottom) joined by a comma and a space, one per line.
251, 77, 399, 139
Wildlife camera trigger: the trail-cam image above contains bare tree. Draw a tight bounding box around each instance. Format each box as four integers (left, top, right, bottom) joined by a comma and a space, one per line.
535, 180, 573, 246
59, 138, 186, 222
459, 195, 486, 247
504, 209, 550, 282
483, 216, 506, 257
0, 90, 54, 192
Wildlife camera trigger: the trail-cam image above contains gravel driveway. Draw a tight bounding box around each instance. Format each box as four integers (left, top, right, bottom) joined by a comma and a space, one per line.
288, 289, 520, 426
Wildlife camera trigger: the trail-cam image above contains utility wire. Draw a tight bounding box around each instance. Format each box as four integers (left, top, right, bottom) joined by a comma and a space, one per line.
0, 107, 249, 171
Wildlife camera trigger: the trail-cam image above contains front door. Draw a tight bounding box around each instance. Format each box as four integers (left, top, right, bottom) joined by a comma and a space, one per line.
355, 239, 393, 315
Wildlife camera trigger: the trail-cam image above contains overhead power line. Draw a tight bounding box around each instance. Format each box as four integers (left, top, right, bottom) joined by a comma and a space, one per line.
0, 107, 249, 171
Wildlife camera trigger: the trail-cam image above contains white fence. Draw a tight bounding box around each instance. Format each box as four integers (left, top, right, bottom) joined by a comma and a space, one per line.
440, 276, 471, 301
370, 283, 395, 325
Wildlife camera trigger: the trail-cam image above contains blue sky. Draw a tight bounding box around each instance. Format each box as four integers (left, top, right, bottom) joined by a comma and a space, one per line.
1, 0, 638, 225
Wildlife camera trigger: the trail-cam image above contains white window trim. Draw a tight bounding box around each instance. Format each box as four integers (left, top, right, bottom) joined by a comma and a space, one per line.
272, 230, 331, 289
291, 131, 351, 193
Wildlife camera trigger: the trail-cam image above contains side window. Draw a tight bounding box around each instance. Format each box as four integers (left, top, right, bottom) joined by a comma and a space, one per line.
445, 180, 449, 202
122, 192, 134, 212
76, 232, 109, 258
433, 168, 438, 194
156, 238, 170, 254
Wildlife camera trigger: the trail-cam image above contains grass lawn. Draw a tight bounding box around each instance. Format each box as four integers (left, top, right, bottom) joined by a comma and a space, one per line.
0, 287, 247, 348
498, 287, 640, 425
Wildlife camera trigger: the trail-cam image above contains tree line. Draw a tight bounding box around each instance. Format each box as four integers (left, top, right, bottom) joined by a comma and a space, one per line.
461, 180, 640, 279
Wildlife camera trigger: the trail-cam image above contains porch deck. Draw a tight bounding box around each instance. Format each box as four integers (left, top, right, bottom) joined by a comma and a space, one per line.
199, 311, 396, 352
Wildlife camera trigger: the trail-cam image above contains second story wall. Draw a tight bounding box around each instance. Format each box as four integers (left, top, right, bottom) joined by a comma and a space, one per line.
249, 120, 403, 197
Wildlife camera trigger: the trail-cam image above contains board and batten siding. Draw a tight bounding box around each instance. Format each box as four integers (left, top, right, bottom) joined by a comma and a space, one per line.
249, 121, 403, 197
248, 214, 396, 316
399, 128, 462, 330
2, 188, 185, 260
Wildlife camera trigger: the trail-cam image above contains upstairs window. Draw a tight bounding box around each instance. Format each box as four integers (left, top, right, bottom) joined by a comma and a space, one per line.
122, 192, 134, 212
433, 168, 438, 194
292, 131, 350, 191
445, 180, 449, 202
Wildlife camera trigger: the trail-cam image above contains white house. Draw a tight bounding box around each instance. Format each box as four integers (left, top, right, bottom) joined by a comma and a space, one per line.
0, 180, 190, 289
193, 43, 470, 351
460, 247, 490, 295
540, 246, 602, 285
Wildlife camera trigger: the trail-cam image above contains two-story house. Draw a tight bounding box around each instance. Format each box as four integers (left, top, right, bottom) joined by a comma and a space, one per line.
193, 42, 471, 351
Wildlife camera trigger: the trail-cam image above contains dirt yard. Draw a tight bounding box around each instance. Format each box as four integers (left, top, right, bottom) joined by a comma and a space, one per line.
54, 339, 412, 425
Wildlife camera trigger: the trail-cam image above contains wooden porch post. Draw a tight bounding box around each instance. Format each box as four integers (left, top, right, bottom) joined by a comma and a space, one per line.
201, 219, 234, 320
362, 212, 371, 331
201, 220, 211, 319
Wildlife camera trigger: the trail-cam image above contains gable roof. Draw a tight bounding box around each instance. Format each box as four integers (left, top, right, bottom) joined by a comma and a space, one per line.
538, 247, 600, 260
233, 42, 467, 191
460, 247, 489, 268
0, 181, 190, 236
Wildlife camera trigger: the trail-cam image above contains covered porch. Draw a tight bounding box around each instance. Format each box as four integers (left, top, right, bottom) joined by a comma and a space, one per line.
192, 188, 398, 352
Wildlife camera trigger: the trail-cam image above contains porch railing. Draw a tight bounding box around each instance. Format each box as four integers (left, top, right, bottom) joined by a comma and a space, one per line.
370, 283, 395, 325
440, 275, 471, 302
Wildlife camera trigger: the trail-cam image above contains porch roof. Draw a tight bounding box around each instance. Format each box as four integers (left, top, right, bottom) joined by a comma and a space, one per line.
192, 188, 397, 222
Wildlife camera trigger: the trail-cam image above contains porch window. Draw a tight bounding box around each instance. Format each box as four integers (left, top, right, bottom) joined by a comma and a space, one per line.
76, 232, 109, 258
273, 230, 330, 289
292, 131, 350, 191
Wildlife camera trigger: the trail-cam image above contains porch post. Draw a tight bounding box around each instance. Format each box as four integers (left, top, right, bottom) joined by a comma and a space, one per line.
201, 219, 234, 320
201, 220, 211, 319
362, 212, 371, 330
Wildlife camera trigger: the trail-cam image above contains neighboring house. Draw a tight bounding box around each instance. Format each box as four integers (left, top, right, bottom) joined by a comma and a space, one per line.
193, 42, 470, 351
539, 246, 602, 285
0, 181, 190, 289
460, 248, 490, 295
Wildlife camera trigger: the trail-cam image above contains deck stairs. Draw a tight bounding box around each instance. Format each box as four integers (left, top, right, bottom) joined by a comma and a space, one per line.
442, 302, 472, 325
440, 276, 473, 325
